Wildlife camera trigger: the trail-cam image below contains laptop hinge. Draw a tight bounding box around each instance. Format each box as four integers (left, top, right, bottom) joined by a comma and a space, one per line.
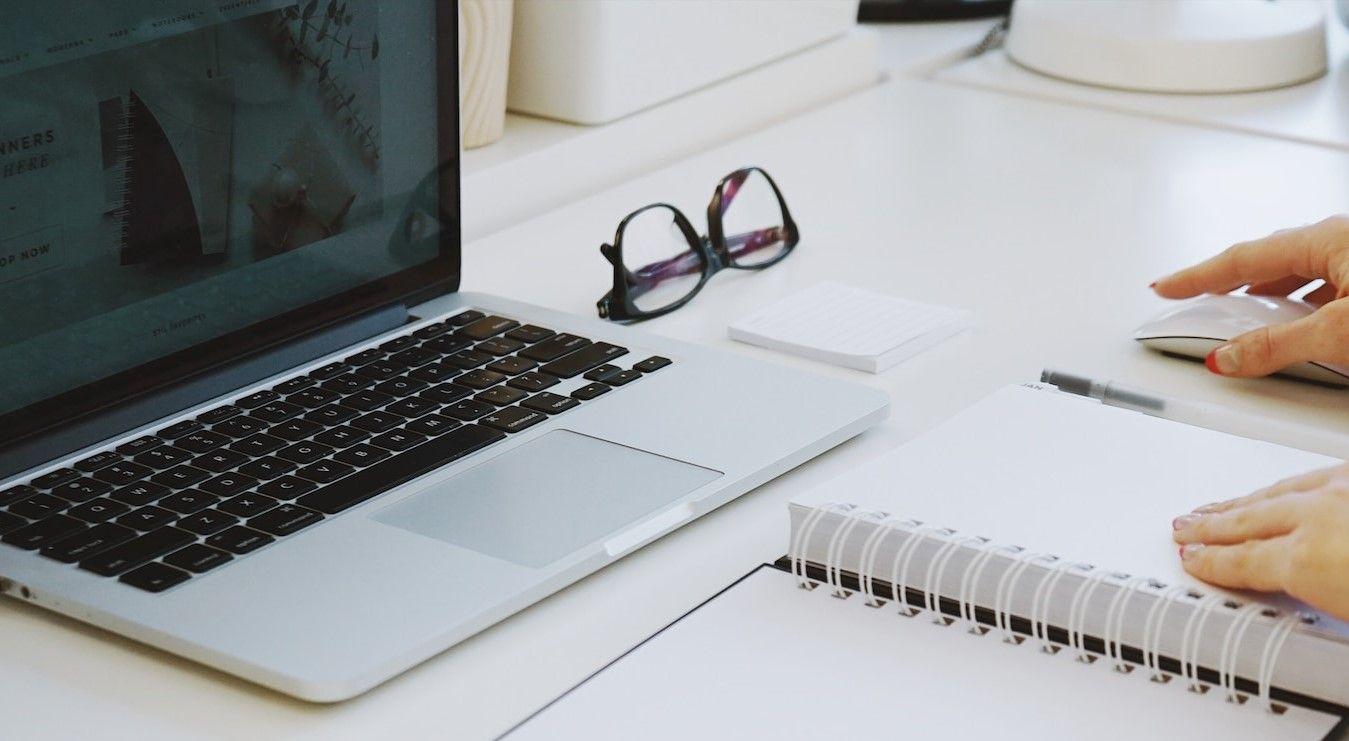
0, 303, 410, 480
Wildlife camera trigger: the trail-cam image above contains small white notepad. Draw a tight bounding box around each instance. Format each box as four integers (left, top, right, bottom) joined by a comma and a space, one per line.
728, 281, 972, 373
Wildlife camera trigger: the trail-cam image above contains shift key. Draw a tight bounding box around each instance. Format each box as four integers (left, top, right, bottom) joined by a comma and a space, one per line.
538, 342, 627, 378
79, 526, 196, 576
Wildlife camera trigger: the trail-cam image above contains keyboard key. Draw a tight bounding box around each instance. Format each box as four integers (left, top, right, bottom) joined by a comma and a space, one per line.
423, 336, 472, 355
206, 526, 274, 555
409, 363, 459, 384
31, 468, 79, 489
443, 350, 494, 370
40, 522, 136, 563
313, 426, 369, 448
379, 335, 418, 353
583, 364, 623, 383
273, 376, 315, 394
295, 460, 355, 484
539, 342, 628, 379
389, 347, 439, 368
118, 505, 178, 532
134, 445, 193, 469
200, 472, 261, 497
633, 356, 673, 373
214, 416, 269, 438
607, 369, 642, 386
519, 333, 590, 362
288, 387, 339, 409
405, 414, 461, 437
296, 424, 504, 514
507, 372, 560, 392
343, 389, 394, 411
51, 477, 113, 502
218, 493, 279, 518
276, 442, 334, 465
67, 498, 131, 523
447, 309, 484, 326
421, 383, 472, 404
117, 436, 163, 455
9, 495, 67, 520
177, 509, 238, 536
150, 465, 211, 489
196, 448, 250, 473
475, 337, 525, 356
119, 562, 191, 593
305, 404, 361, 425
270, 418, 324, 441
176, 430, 231, 454
476, 386, 528, 406
236, 390, 280, 409
197, 405, 243, 425
487, 356, 536, 375
386, 397, 439, 418
2, 514, 84, 549
355, 361, 402, 381
309, 361, 349, 380
455, 369, 507, 389
333, 443, 391, 467
480, 407, 548, 434
351, 411, 404, 433
74, 450, 123, 473
257, 476, 318, 499
0, 511, 25, 535
521, 392, 581, 415
164, 544, 232, 573
251, 402, 304, 424
158, 419, 204, 439
413, 322, 450, 340
370, 430, 427, 452
159, 489, 217, 515
459, 315, 519, 340
322, 373, 375, 394
442, 399, 496, 421
571, 383, 611, 400
505, 324, 555, 343
230, 433, 288, 457
0, 485, 37, 507
90, 458, 153, 488
374, 377, 429, 397
238, 456, 298, 479
249, 504, 324, 537
110, 481, 170, 506
346, 347, 386, 366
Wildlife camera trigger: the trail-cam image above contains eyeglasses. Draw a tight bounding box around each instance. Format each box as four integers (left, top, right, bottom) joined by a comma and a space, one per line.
596, 167, 799, 322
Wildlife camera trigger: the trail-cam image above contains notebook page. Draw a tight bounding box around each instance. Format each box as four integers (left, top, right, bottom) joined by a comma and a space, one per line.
506, 566, 1339, 740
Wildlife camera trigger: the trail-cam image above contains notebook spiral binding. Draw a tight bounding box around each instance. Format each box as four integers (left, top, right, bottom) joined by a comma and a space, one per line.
789, 502, 1316, 715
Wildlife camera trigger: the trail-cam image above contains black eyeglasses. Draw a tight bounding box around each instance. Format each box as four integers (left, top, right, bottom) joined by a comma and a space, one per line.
596, 167, 799, 323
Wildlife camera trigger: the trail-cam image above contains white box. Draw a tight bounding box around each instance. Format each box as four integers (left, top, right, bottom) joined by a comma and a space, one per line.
507, 0, 860, 125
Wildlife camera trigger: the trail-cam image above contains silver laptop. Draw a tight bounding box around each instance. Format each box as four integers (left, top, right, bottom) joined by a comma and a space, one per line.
0, 2, 887, 701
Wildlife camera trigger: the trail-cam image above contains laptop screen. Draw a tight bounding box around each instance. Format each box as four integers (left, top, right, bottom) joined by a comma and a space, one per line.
0, 1, 458, 449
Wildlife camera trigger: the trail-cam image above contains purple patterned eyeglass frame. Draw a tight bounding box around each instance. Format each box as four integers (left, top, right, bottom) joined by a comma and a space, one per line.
597, 167, 799, 323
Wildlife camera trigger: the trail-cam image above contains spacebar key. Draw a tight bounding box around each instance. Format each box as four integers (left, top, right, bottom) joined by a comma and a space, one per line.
539, 342, 627, 379
295, 424, 505, 514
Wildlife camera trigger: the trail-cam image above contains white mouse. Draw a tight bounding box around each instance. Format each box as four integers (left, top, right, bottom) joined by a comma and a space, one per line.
1134, 294, 1349, 386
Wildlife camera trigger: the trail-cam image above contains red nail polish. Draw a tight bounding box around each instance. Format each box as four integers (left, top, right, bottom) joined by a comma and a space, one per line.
1205, 349, 1221, 374
1149, 281, 1158, 289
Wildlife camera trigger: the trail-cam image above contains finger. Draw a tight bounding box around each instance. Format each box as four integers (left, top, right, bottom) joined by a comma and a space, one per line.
1247, 276, 1313, 297
1153, 228, 1328, 299
1180, 537, 1292, 592
1173, 494, 1310, 545
1304, 282, 1340, 306
1192, 466, 1341, 513
1205, 312, 1326, 377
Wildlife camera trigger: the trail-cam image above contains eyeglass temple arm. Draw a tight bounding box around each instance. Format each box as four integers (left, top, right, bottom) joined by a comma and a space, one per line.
626, 227, 788, 301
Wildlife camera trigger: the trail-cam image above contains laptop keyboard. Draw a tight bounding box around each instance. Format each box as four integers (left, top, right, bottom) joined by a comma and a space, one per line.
0, 309, 673, 594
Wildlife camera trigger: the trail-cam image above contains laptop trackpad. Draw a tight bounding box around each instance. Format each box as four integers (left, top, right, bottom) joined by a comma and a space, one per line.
373, 430, 722, 568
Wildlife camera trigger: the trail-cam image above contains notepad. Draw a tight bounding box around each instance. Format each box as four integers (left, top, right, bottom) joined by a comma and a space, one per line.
727, 281, 972, 373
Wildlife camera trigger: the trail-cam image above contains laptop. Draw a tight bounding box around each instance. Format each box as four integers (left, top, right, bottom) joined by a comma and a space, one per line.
0, 2, 888, 701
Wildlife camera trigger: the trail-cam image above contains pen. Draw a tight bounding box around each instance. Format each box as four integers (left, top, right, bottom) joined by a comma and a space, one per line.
1039, 368, 1349, 460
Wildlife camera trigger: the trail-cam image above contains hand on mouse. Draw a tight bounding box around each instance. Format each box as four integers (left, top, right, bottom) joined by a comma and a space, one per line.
1173, 464, 1349, 622
1152, 215, 1349, 377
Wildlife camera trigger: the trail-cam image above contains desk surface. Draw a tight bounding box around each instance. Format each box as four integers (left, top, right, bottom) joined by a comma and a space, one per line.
7, 49, 1349, 741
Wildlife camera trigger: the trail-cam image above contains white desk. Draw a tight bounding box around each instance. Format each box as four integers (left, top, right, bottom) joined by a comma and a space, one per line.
8, 44, 1349, 741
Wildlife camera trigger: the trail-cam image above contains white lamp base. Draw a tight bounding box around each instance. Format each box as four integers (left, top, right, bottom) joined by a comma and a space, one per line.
1006, 0, 1328, 94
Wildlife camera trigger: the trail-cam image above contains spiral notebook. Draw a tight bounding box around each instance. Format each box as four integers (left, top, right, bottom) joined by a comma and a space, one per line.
506, 385, 1349, 739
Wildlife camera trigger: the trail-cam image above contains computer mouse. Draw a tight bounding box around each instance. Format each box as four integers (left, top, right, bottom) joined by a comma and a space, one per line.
1134, 293, 1349, 386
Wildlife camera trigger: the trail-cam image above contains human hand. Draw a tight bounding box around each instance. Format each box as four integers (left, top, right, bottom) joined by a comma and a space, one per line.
1152, 216, 1349, 377
1172, 464, 1349, 622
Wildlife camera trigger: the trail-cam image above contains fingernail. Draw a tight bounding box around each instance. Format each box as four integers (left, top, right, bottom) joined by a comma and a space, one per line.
1207, 344, 1240, 374
1149, 281, 1158, 289
1172, 514, 1200, 530
1180, 544, 1205, 561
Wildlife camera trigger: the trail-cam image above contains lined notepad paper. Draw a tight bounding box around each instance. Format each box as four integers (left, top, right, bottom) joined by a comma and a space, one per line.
728, 281, 972, 373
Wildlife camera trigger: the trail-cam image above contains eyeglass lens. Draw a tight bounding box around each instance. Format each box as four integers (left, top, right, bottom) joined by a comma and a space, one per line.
620, 205, 706, 314
718, 169, 789, 268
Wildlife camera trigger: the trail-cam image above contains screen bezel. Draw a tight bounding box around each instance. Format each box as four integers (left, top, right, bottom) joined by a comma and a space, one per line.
0, 2, 460, 453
